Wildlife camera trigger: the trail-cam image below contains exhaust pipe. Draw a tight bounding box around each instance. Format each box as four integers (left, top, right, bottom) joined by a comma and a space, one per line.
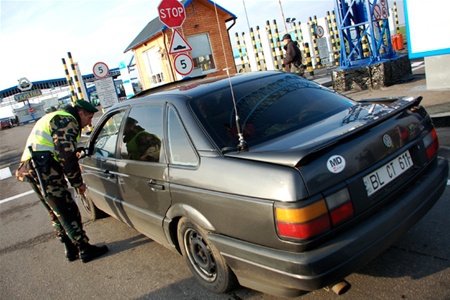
324, 280, 351, 295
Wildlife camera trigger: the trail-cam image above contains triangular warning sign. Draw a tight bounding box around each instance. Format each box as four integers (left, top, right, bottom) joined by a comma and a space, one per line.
169, 29, 192, 55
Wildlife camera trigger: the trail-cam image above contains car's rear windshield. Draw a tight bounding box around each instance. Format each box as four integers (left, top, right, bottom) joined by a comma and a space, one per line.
190, 74, 355, 150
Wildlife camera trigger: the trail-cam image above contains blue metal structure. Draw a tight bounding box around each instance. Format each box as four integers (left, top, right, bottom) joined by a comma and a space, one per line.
334, 0, 396, 68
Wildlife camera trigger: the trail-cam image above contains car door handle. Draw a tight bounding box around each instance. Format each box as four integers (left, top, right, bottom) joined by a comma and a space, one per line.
148, 179, 165, 191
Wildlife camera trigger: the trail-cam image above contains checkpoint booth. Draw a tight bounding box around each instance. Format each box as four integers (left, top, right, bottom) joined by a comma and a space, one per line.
124, 0, 237, 90
13, 103, 45, 124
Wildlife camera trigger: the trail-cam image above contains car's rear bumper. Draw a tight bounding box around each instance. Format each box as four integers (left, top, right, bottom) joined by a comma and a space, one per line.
208, 157, 448, 298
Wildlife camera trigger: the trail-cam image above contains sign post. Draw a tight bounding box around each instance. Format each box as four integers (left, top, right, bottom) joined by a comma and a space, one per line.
95, 77, 119, 109
158, 0, 193, 77
17, 77, 36, 121
93, 62, 110, 79
158, 0, 186, 28
92, 61, 118, 109
174, 53, 194, 75
169, 29, 192, 55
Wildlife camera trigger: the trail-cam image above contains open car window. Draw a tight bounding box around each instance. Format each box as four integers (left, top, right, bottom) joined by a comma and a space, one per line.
92, 110, 126, 158
120, 105, 164, 163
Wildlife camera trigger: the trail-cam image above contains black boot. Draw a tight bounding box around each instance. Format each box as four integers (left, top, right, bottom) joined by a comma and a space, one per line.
79, 243, 109, 263
58, 235, 79, 262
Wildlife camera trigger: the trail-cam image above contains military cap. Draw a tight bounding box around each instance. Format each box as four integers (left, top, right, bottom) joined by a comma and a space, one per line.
125, 117, 138, 126
75, 99, 98, 113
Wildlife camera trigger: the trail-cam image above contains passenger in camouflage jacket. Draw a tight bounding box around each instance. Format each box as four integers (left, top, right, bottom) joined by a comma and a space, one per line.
16, 100, 108, 263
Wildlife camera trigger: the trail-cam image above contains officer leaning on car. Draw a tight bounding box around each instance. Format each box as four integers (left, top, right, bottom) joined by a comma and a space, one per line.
16, 100, 108, 263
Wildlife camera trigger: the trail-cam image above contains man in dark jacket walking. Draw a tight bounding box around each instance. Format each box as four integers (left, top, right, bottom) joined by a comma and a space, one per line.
282, 33, 305, 77
16, 100, 108, 263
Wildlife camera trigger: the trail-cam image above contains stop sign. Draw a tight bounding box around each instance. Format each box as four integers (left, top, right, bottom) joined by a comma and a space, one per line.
158, 0, 186, 28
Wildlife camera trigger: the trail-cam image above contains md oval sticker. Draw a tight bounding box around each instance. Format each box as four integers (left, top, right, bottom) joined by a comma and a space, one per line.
327, 155, 346, 173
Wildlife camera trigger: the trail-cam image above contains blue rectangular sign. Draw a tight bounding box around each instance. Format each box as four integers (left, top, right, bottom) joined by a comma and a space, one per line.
404, 0, 450, 59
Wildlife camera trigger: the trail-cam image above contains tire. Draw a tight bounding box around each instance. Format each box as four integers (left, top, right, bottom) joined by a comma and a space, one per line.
177, 217, 237, 293
78, 193, 107, 221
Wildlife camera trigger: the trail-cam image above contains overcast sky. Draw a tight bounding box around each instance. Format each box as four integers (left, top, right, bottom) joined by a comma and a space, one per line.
0, 0, 403, 91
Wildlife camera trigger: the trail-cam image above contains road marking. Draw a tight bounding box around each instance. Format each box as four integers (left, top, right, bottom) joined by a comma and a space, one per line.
448, 180, 450, 186
411, 62, 424, 72
0, 167, 12, 180
0, 190, 34, 204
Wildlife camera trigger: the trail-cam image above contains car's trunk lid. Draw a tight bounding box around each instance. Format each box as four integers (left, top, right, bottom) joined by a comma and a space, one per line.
225, 96, 433, 205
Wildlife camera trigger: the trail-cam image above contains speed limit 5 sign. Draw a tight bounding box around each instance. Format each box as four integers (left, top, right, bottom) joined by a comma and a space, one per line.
93, 62, 110, 78
174, 53, 193, 76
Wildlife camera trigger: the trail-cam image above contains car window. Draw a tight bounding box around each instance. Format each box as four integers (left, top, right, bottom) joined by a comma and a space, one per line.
190, 75, 354, 149
120, 105, 164, 163
167, 106, 198, 166
92, 111, 126, 158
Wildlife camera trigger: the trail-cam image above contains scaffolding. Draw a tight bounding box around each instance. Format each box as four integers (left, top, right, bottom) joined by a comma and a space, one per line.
334, 0, 396, 68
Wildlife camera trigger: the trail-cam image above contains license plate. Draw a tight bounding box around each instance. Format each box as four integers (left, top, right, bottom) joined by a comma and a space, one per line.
363, 150, 414, 196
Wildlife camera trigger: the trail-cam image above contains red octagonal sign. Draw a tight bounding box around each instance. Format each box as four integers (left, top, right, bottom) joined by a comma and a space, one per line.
158, 0, 186, 28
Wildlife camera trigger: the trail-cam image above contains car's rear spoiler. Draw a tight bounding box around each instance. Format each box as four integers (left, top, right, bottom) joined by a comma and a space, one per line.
225, 96, 424, 167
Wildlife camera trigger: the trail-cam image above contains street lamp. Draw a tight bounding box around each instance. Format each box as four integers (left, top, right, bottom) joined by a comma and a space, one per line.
286, 17, 296, 29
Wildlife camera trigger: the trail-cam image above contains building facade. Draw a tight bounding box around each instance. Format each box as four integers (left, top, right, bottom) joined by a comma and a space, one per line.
124, 0, 237, 90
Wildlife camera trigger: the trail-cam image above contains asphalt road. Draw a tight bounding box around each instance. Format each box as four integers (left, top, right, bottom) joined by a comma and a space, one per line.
1, 120, 449, 300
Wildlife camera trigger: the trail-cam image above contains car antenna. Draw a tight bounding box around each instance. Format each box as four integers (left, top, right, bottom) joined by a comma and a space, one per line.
213, 2, 248, 152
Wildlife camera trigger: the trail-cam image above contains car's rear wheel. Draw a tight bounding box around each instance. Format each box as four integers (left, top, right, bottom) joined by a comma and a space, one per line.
78, 193, 107, 221
177, 217, 237, 293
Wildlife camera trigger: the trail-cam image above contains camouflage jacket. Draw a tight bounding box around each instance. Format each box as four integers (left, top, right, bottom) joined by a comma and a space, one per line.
16, 106, 84, 188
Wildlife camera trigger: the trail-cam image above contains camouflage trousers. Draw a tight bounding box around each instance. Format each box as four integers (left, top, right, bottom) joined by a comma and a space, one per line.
17, 159, 89, 246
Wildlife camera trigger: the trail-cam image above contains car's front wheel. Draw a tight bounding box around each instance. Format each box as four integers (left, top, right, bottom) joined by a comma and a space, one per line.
177, 217, 237, 293
78, 193, 107, 221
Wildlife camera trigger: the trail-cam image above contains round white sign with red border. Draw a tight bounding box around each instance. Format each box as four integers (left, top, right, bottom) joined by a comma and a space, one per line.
316, 25, 325, 38
93, 62, 110, 78
174, 53, 193, 76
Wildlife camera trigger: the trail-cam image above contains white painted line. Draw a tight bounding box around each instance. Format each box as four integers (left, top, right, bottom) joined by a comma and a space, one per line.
448, 180, 450, 186
411, 61, 424, 68
0, 190, 34, 204
411, 64, 425, 72
0, 167, 12, 180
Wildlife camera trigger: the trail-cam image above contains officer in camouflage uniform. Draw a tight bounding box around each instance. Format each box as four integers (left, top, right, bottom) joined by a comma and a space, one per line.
16, 100, 108, 263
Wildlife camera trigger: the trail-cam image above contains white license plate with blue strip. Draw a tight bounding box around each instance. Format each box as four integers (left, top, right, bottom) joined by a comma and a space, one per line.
363, 150, 414, 196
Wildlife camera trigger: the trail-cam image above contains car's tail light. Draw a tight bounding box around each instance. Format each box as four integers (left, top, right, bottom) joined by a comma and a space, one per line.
275, 188, 354, 240
423, 128, 439, 160
325, 188, 354, 226
275, 200, 330, 239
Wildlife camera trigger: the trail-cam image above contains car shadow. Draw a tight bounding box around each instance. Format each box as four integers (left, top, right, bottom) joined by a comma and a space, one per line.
356, 187, 450, 280
104, 233, 152, 257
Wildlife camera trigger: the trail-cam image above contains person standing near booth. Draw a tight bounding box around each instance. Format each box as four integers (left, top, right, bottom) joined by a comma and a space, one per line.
282, 33, 305, 77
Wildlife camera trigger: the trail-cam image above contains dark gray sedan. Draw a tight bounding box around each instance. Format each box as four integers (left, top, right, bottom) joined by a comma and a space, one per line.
79, 71, 448, 297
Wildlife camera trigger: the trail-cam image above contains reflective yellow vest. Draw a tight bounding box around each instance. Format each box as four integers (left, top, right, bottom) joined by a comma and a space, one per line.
21, 111, 79, 162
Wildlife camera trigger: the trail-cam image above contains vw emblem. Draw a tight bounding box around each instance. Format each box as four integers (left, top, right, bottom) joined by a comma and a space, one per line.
382, 134, 393, 148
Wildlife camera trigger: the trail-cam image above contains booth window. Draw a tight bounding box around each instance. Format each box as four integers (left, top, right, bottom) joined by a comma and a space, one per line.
143, 47, 164, 86
188, 33, 216, 73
